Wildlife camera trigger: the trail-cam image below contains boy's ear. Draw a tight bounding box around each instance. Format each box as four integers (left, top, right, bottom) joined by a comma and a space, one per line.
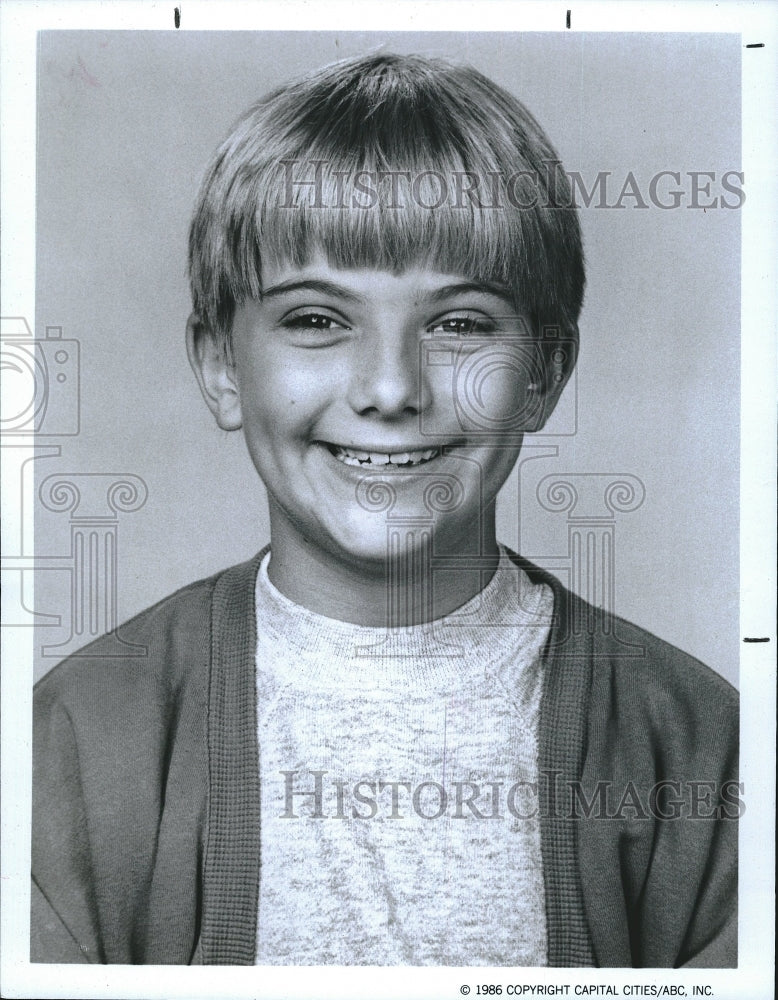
185, 314, 243, 431
525, 329, 578, 432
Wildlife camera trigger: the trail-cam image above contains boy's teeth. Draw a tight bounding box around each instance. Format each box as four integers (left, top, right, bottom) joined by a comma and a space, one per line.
332, 446, 440, 467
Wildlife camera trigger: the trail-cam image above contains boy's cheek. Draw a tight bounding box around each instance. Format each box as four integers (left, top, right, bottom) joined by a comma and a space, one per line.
236, 359, 331, 420
424, 355, 534, 440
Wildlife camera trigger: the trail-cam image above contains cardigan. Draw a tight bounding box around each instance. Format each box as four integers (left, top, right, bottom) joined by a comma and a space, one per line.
31, 549, 739, 967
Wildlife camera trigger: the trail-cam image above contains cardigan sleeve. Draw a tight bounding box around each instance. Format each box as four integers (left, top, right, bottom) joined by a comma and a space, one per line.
31, 880, 92, 964
32, 679, 105, 963
680, 903, 737, 968
577, 616, 739, 968
30, 570, 218, 964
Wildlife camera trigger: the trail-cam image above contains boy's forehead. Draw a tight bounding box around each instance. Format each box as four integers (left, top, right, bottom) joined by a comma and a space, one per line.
259, 252, 516, 304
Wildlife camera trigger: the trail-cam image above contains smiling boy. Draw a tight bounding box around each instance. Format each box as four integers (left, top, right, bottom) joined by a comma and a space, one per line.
32, 53, 738, 967
189, 258, 552, 624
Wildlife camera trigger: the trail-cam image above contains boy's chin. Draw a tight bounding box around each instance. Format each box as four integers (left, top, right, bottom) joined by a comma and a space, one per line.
320, 506, 476, 572
326, 521, 431, 569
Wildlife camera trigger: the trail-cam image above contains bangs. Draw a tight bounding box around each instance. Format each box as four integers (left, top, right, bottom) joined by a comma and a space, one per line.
189, 55, 584, 351
261, 165, 519, 288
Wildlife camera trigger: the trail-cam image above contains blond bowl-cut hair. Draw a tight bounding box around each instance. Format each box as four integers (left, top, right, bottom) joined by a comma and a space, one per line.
188, 53, 585, 359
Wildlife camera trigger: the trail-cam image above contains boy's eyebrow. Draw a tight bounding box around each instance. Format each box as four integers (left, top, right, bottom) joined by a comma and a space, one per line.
260, 278, 516, 307
426, 281, 515, 306
260, 279, 362, 303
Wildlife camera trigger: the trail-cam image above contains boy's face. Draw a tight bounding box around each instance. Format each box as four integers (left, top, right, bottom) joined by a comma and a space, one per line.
190, 254, 567, 571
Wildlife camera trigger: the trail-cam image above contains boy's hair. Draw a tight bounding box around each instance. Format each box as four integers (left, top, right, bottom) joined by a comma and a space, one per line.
188, 53, 585, 357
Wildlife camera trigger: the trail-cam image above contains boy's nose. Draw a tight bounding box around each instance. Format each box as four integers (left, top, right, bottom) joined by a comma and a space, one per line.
348, 332, 431, 418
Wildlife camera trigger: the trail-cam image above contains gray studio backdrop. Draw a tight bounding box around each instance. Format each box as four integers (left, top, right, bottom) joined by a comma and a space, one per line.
32, 31, 740, 685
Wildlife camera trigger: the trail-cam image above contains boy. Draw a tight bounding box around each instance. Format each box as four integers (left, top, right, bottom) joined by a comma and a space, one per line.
32, 53, 738, 967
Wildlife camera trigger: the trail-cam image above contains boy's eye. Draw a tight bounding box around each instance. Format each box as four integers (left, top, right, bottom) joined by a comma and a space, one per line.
279, 310, 352, 346
282, 311, 347, 331
428, 315, 496, 337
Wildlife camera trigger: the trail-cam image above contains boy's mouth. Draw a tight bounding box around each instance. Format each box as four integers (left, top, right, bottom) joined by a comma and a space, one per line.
328, 444, 442, 468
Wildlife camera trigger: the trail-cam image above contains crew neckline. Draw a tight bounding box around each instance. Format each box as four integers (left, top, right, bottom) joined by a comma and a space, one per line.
254, 543, 554, 688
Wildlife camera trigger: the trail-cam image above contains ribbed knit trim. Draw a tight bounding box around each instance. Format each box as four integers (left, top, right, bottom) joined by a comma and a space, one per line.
502, 551, 595, 967
538, 609, 596, 961
202, 545, 595, 966
201, 554, 263, 965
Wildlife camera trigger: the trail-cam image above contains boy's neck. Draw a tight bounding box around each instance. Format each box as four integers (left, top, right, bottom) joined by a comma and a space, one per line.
265, 510, 502, 628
